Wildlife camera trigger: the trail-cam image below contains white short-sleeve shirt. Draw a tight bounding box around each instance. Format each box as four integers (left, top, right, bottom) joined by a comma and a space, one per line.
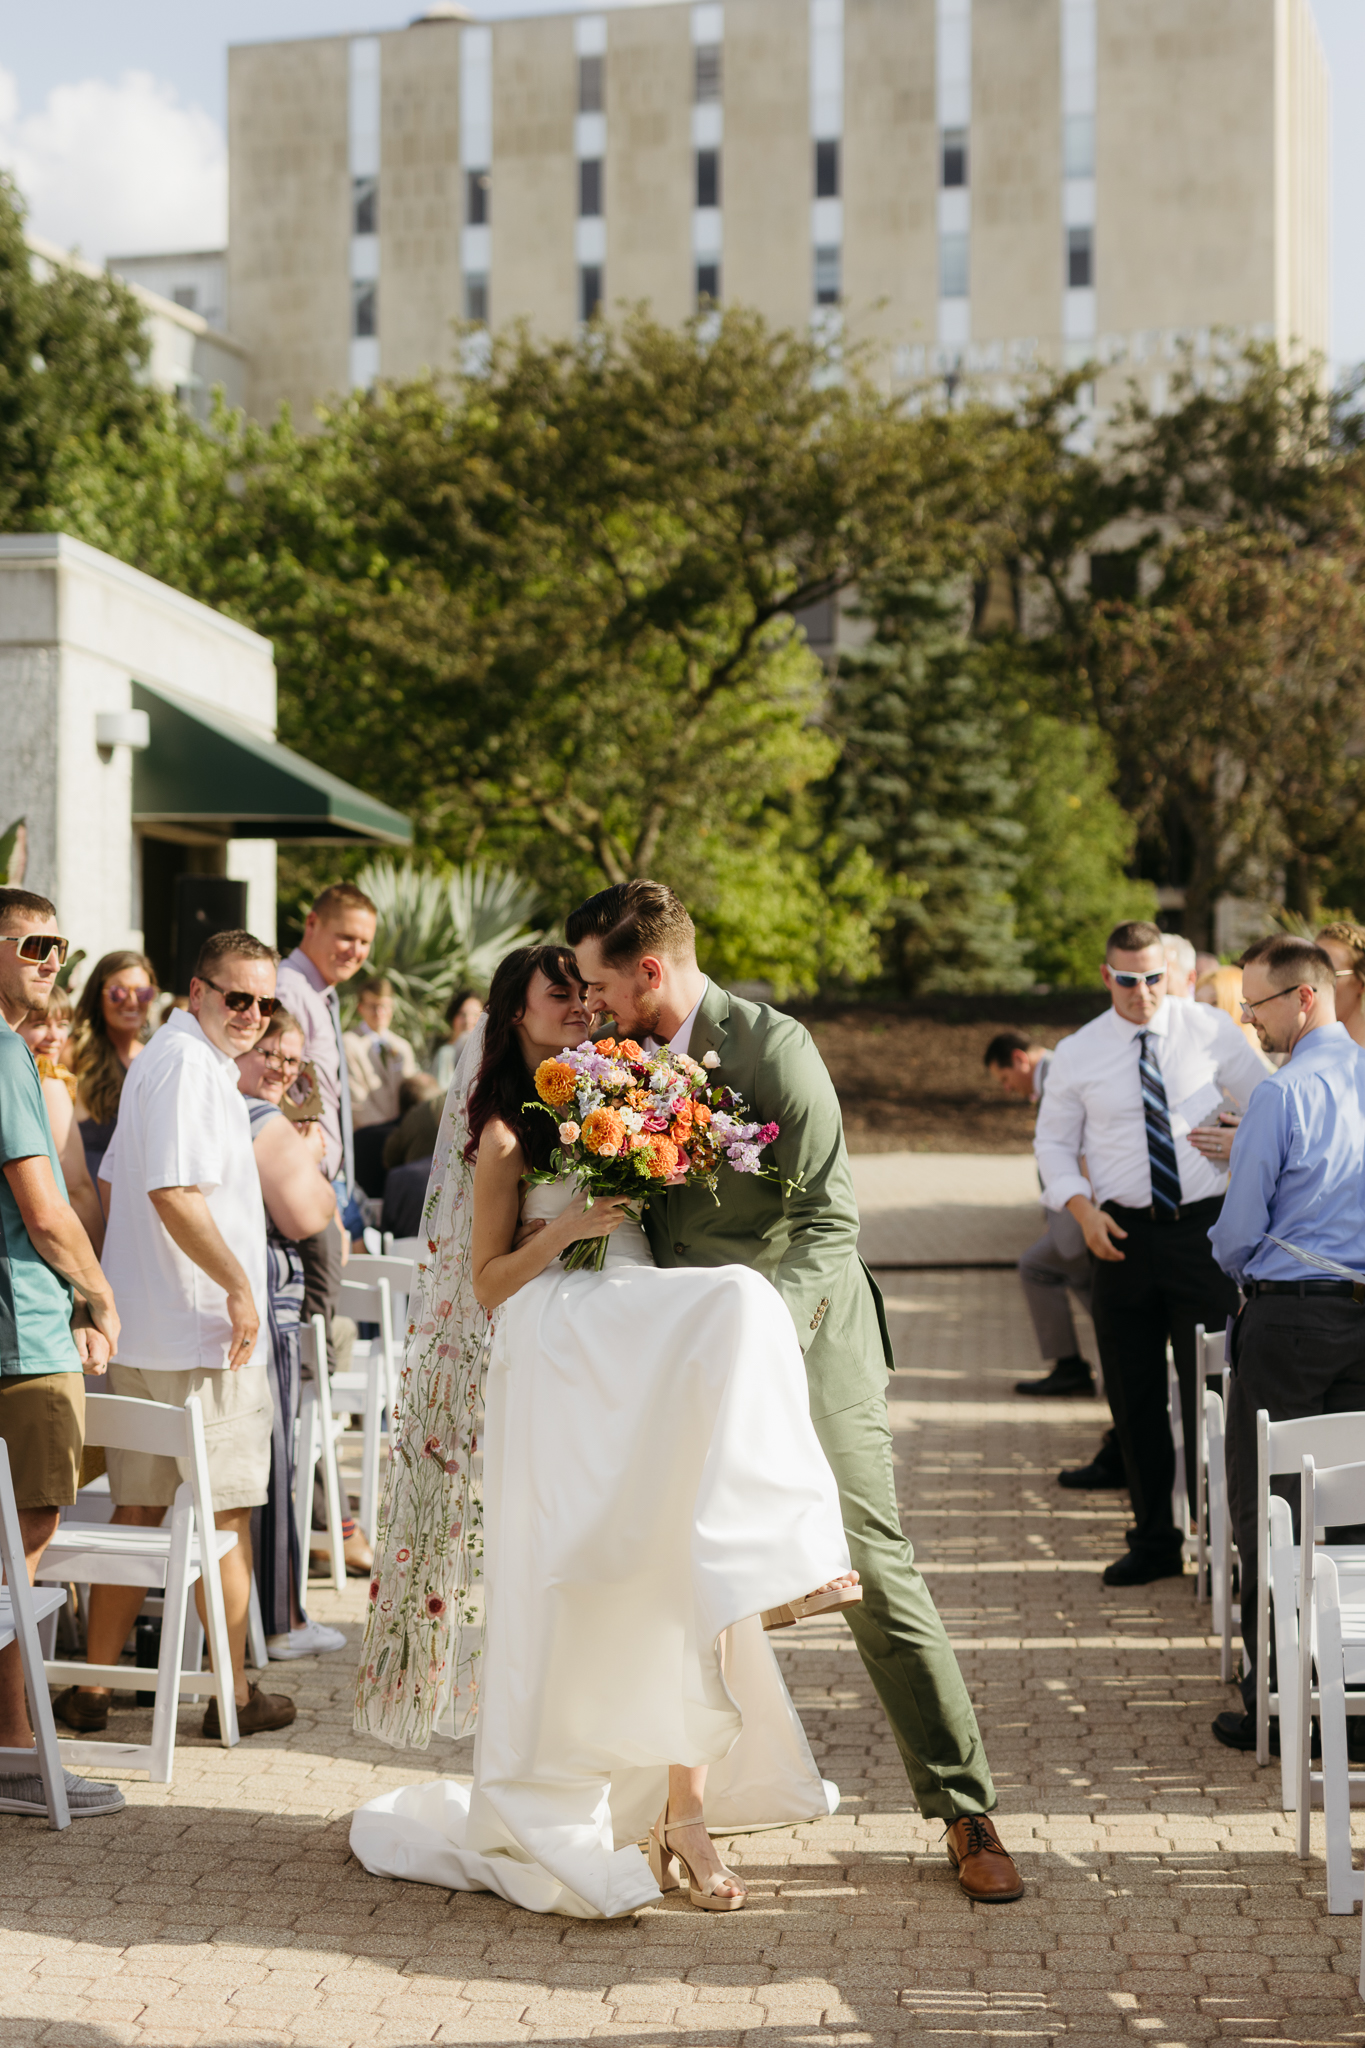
101, 1009, 268, 1372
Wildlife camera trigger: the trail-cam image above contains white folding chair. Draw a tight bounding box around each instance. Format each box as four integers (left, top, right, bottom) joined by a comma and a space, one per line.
36, 1391, 239, 1783
352, 1251, 416, 1407
1193, 1321, 1227, 1603
1166, 1344, 1195, 1559
0, 1440, 70, 1828
295, 1313, 345, 1594
1255, 1409, 1365, 1785
1295, 1459, 1365, 1910
1204, 1380, 1237, 1683
386, 1235, 423, 1265
335, 1272, 397, 1537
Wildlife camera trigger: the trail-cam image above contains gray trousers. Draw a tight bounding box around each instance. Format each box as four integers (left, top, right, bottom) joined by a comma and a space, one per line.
1019, 1206, 1094, 1362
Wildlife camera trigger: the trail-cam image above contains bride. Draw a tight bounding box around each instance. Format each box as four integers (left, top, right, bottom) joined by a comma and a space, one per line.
351, 945, 858, 1919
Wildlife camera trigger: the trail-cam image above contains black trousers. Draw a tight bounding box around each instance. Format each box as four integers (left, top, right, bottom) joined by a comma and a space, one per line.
1090, 1198, 1238, 1562
1227, 1292, 1365, 1713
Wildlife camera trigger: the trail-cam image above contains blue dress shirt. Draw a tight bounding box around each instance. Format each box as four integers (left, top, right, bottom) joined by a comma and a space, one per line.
1208, 1021, 1365, 1285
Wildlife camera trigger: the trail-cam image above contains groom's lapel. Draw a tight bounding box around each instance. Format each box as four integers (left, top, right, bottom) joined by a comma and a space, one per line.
690, 979, 730, 1070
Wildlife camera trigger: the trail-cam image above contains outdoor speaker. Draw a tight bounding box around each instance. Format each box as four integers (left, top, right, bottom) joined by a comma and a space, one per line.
173, 876, 248, 996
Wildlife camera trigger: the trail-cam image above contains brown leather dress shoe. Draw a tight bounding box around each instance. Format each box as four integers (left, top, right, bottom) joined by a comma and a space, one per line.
53, 1686, 109, 1733
944, 1815, 1024, 1902
201, 1683, 297, 1740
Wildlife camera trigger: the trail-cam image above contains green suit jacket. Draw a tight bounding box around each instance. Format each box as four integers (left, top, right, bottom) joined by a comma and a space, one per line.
643, 981, 894, 1421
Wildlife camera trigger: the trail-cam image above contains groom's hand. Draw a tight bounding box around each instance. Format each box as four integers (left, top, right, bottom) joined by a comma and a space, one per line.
513, 1217, 548, 1252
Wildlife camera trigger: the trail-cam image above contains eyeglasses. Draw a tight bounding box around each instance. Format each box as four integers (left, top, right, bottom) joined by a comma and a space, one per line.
0, 933, 69, 966
1110, 970, 1165, 989
1240, 985, 1303, 1018
199, 975, 280, 1018
106, 984, 158, 1007
259, 1050, 302, 1076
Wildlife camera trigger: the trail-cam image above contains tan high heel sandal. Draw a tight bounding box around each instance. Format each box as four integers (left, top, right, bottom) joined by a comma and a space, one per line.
762, 1572, 863, 1631
647, 1804, 747, 1912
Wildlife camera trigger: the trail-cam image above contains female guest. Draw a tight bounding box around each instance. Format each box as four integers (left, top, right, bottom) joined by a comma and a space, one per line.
19, 987, 104, 1251
432, 987, 483, 1090
236, 1008, 347, 1661
1315, 921, 1365, 1049
68, 950, 159, 1190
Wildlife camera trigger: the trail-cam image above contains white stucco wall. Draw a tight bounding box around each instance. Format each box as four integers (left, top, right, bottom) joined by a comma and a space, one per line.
0, 534, 279, 965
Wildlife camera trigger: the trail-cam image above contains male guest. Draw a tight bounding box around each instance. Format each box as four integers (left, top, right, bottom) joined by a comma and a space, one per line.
569, 881, 1024, 1905
1035, 920, 1267, 1585
985, 1031, 1097, 1403
63, 931, 295, 1738
277, 882, 377, 1574
1164, 934, 1199, 1001
0, 889, 125, 1818
1207, 934, 1365, 1750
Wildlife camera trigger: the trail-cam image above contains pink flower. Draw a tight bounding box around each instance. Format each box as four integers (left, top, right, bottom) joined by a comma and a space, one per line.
369, 1579, 380, 1602
558, 1120, 581, 1144
424, 1435, 443, 1457
426, 1595, 446, 1617
396, 1547, 411, 1562
444, 1458, 460, 1476
438, 1300, 453, 1317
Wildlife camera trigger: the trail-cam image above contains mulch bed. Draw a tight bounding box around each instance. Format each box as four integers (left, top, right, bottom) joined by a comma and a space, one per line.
787, 994, 1109, 1154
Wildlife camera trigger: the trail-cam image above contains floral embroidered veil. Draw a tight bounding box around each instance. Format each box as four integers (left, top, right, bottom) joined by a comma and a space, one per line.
353, 1017, 490, 1747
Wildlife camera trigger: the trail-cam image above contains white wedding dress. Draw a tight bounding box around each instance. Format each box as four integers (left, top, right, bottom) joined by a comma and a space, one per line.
350, 1179, 851, 1918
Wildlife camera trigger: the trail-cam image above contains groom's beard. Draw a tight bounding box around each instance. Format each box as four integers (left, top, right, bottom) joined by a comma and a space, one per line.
616, 987, 663, 1041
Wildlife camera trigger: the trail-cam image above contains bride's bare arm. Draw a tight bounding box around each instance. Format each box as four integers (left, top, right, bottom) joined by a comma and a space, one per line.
471, 1120, 630, 1312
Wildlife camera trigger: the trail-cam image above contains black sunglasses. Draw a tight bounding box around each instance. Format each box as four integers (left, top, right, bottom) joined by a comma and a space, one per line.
0, 932, 69, 966
199, 974, 280, 1018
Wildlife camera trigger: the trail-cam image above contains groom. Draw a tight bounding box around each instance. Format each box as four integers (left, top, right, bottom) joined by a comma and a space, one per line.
566, 880, 1023, 1904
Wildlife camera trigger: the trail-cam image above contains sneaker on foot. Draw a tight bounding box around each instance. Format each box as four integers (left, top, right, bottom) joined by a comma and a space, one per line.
0, 1766, 125, 1818
266, 1619, 347, 1659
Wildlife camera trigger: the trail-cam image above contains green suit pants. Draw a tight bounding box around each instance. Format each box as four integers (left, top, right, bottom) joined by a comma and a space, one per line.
812, 1395, 995, 1822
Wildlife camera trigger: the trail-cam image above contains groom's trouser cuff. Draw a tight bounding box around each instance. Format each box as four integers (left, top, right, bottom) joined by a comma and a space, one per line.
812, 1394, 996, 1823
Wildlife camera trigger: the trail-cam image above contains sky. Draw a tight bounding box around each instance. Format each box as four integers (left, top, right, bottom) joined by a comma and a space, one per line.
0, 0, 1361, 370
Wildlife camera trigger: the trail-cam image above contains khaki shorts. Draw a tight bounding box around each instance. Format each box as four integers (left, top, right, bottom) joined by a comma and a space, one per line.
105, 1361, 272, 1513
0, 1371, 85, 1509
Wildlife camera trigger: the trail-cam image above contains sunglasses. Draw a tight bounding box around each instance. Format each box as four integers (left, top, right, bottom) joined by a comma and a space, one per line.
199, 974, 280, 1018
106, 984, 158, 1007
0, 932, 69, 966
1110, 969, 1165, 989
259, 1050, 302, 1076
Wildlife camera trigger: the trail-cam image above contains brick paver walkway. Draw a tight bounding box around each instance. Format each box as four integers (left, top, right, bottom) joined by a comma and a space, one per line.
4, 1270, 1363, 2046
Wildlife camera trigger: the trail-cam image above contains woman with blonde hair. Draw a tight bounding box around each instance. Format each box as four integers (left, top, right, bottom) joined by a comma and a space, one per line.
1315, 921, 1365, 1050
67, 949, 159, 1187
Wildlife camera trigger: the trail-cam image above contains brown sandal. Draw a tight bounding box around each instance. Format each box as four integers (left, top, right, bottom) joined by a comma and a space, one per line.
647, 1805, 746, 1911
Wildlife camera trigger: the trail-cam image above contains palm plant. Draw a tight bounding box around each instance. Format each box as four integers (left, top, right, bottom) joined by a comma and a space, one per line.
352, 857, 542, 1052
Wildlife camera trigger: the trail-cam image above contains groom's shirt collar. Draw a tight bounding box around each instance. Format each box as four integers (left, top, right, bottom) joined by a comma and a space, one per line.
646, 979, 709, 1059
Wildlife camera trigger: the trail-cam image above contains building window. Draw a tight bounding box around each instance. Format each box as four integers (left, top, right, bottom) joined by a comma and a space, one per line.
465, 273, 488, 324
941, 127, 968, 188
696, 147, 720, 208
352, 280, 377, 338
352, 174, 378, 235
1063, 113, 1095, 180
939, 231, 969, 298
466, 168, 490, 225
579, 158, 603, 217
1067, 224, 1093, 288
695, 42, 721, 103
696, 261, 720, 306
813, 244, 841, 305
172, 285, 198, 311
814, 137, 840, 200
578, 53, 604, 113
579, 264, 603, 322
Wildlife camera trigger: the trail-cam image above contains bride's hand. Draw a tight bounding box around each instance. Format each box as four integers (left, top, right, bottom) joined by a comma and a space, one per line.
555, 1191, 632, 1242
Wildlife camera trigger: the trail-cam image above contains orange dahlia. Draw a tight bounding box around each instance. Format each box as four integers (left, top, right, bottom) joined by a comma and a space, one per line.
643, 1136, 681, 1179
581, 1107, 628, 1155
534, 1059, 577, 1109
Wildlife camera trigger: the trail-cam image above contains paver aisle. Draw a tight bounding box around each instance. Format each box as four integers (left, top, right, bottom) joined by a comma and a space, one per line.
2, 1271, 1361, 2045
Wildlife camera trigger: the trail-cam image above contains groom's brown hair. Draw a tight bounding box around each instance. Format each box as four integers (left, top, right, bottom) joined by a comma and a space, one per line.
565, 880, 696, 965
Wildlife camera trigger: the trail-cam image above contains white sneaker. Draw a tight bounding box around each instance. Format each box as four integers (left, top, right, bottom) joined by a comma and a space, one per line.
266, 1619, 347, 1659
0, 1765, 125, 1818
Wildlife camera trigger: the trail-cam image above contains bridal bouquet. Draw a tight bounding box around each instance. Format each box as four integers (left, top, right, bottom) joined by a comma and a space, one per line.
528, 1036, 779, 1271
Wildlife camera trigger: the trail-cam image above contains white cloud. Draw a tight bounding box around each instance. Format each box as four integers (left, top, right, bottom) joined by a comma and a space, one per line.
0, 66, 225, 261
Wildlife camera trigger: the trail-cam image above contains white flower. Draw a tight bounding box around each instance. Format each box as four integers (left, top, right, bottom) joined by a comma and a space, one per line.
702, 1050, 720, 1070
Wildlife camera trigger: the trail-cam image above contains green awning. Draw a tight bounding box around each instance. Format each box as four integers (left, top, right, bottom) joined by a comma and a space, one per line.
131, 679, 411, 845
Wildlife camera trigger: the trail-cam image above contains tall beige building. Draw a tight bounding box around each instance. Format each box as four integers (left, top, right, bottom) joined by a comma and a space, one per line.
228, 0, 1329, 425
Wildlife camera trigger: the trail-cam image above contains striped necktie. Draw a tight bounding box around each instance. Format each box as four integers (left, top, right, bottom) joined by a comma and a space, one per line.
1138, 1030, 1181, 1218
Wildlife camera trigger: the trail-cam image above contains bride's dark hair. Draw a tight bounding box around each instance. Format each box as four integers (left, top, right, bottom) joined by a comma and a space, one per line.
464, 944, 587, 1166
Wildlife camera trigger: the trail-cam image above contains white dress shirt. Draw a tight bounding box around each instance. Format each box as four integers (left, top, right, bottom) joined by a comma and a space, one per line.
1034, 997, 1269, 1213
644, 981, 709, 1060
100, 1009, 268, 1371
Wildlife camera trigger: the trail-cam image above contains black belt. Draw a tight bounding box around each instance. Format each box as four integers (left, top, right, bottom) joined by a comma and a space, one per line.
1245, 1277, 1365, 1304
1104, 1196, 1224, 1228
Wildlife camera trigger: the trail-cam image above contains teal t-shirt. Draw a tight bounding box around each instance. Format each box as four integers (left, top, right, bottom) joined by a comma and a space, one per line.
0, 1019, 79, 1374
